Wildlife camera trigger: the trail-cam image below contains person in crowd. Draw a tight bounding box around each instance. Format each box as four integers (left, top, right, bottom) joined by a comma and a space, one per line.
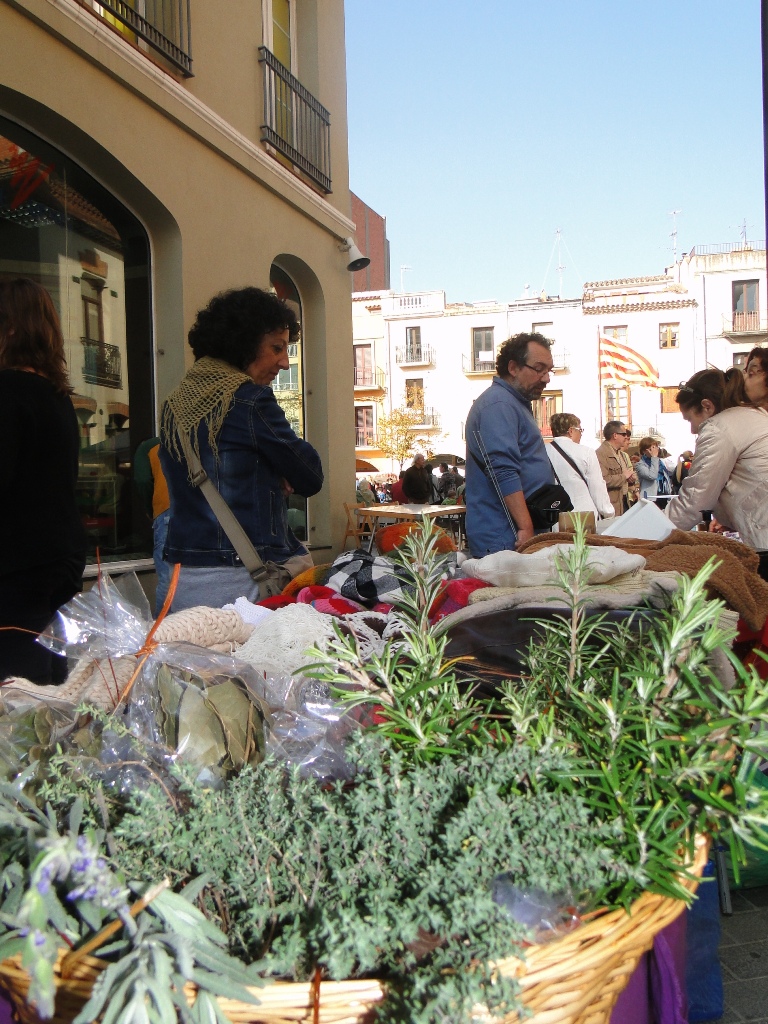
673, 450, 694, 492
596, 421, 636, 516
667, 367, 768, 579
356, 477, 377, 505
134, 436, 172, 614
391, 471, 407, 503
0, 278, 86, 683
438, 462, 461, 501
402, 453, 433, 503
744, 347, 768, 411
160, 287, 323, 610
635, 436, 672, 501
464, 332, 556, 554
547, 413, 614, 520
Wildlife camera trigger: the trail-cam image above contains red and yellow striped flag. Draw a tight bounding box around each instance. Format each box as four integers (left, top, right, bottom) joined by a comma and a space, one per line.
599, 337, 659, 388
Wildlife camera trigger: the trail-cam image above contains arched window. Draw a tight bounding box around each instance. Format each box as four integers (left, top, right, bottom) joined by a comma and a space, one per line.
0, 116, 153, 566
270, 262, 307, 541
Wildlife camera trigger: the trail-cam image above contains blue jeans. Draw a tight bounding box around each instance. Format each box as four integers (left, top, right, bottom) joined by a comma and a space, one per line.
153, 510, 172, 615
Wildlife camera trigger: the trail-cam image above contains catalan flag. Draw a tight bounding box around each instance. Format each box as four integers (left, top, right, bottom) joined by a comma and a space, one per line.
599, 336, 659, 388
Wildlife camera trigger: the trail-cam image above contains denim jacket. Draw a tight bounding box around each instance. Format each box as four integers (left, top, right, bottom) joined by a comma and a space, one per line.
160, 381, 323, 567
464, 376, 554, 557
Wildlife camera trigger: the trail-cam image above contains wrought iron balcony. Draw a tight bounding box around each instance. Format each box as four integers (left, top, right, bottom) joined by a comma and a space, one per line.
722, 311, 768, 335
355, 430, 379, 448
81, 0, 192, 76
407, 406, 441, 429
395, 344, 435, 366
462, 353, 495, 375
259, 47, 331, 193
81, 339, 122, 389
354, 367, 386, 389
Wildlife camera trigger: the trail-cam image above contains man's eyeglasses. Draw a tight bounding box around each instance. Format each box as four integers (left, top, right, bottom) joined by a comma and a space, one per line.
522, 363, 552, 379
570, 425, 585, 433
614, 431, 632, 438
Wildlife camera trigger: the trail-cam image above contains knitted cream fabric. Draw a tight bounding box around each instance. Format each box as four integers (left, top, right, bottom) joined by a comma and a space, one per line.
3, 606, 254, 710
461, 545, 646, 589
235, 604, 339, 676
161, 356, 251, 466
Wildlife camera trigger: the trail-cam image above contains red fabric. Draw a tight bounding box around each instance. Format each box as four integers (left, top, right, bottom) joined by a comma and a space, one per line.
734, 615, 768, 679
391, 479, 406, 502
295, 585, 366, 617
255, 594, 296, 609
428, 578, 493, 622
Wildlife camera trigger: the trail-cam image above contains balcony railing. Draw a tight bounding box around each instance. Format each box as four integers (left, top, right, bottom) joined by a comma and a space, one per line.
273, 380, 300, 392
462, 353, 495, 375
81, 339, 122, 389
722, 311, 768, 335
355, 430, 378, 448
81, 0, 192, 76
354, 367, 386, 389
407, 406, 441, 429
395, 344, 435, 366
259, 47, 331, 193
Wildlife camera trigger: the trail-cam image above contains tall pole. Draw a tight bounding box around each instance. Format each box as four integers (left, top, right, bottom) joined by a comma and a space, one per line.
763, 0, 768, 245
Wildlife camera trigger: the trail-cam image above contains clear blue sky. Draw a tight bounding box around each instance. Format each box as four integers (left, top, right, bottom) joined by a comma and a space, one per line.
344, 1, 765, 303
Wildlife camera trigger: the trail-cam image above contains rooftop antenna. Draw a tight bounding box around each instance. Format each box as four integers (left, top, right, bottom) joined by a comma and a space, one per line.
400, 265, 412, 293
556, 228, 566, 298
669, 209, 682, 262
740, 218, 748, 247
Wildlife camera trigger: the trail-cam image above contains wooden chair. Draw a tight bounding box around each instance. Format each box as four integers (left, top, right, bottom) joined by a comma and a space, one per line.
342, 502, 371, 549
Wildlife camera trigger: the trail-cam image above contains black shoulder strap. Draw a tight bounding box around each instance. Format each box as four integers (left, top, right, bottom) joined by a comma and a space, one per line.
551, 441, 588, 487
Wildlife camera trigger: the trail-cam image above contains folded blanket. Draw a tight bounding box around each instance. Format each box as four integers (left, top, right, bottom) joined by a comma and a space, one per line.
462, 545, 645, 588
519, 530, 768, 632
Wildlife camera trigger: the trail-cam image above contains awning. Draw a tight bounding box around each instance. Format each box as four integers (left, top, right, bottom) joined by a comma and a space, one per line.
356, 458, 378, 472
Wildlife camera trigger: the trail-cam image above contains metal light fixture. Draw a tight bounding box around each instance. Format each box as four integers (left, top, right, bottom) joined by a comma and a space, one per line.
339, 236, 370, 272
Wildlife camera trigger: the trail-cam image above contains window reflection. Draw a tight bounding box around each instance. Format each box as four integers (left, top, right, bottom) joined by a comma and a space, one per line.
0, 117, 153, 565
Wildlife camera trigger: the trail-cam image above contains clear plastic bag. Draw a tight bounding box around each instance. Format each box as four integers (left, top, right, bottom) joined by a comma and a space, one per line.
492, 875, 581, 943
38, 571, 357, 784
247, 672, 359, 780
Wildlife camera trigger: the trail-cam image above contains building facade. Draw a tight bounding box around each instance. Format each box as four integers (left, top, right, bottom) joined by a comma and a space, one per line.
352, 242, 767, 473
1, 0, 358, 574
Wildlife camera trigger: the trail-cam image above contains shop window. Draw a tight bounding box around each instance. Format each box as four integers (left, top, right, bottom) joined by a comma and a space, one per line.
472, 327, 494, 372
269, 262, 307, 532
0, 116, 153, 567
733, 280, 759, 331
660, 386, 680, 413
532, 391, 563, 438
605, 386, 630, 425
659, 323, 679, 349
355, 406, 375, 447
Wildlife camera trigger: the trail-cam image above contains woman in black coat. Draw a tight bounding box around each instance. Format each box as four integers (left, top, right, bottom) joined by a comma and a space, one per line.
0, 278, 86, 683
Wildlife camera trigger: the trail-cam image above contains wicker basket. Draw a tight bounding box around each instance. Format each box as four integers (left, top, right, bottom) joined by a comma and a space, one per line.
0, 835, 708, 1024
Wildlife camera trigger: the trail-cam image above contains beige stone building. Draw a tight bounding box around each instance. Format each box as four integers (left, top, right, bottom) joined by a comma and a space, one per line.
0, 0, 357, 579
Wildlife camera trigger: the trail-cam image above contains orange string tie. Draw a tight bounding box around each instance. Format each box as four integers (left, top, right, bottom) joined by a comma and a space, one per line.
113, 563, 181, 710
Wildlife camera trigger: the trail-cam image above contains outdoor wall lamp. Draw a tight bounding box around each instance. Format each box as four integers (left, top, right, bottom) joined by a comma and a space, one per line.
339, 236, 370, 272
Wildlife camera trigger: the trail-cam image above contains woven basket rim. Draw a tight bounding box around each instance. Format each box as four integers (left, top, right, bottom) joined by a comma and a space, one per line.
0, 835, 709, 1024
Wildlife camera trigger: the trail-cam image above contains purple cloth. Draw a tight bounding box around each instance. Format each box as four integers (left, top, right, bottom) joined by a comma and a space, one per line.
0, 990, 13, 1024
610, 911, 687, 1024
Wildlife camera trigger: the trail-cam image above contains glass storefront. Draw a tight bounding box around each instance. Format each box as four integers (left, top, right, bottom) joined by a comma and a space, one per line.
0, 116, 153, 566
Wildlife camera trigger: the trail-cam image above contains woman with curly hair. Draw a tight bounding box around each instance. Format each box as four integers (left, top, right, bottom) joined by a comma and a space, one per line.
744, 346, 768, 411
160, 287, 323, 610
667, 367, 768, 575
0, 278, 86, 682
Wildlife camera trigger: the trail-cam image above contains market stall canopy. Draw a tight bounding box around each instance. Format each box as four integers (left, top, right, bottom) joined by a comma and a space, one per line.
431, 453, 466, 466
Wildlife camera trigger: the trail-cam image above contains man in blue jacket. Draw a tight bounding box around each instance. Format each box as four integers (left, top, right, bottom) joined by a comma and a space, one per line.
464, 332, 555, 556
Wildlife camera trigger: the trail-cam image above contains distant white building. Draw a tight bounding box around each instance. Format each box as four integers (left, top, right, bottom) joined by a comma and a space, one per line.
352, 241, 767, 473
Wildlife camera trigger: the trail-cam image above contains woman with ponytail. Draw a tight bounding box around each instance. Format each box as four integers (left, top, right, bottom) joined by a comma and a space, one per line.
667, 367, 768, 571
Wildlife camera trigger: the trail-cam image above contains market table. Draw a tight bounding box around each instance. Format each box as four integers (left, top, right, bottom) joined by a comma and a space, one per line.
355, 502, 465, 552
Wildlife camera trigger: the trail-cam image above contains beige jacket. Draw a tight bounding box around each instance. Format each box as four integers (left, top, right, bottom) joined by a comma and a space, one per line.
596, 440, 628, 517
666, 406, 768, 549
